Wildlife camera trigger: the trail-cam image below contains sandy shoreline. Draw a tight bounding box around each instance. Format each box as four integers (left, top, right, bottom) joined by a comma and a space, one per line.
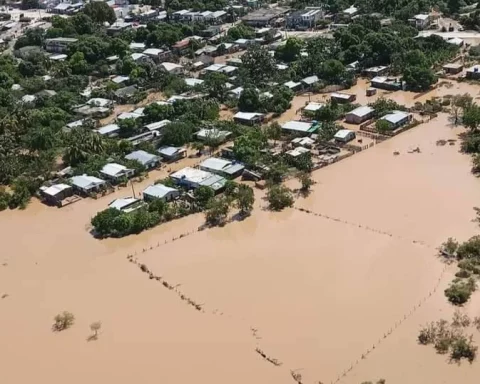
3, 89, 480, 383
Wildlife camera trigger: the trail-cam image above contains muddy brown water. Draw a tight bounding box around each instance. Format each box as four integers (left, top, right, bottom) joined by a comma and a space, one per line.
3, 82, 480, 383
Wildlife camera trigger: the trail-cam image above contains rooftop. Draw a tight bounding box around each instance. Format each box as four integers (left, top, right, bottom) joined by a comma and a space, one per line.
143, 184, 179, 199
158, 146, 186, 157
281, 120, 315, 133
304, 102, 325, 112
144, 120, 171, 131
109, 197, 143, 213
234, 112, 264, 120
380, 110, 410, 125
348, 106, 374, 117
70, 174, 105, 190
101, 163, 132, 178
125, 150, 159, 166
334, 129, 354, 140
96, 124, 120, 136
199, 157, 244, 175
40, 183, 71, 197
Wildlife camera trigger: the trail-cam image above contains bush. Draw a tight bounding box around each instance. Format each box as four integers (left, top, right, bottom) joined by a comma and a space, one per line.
445, 278, 476, 305
205, 197, 230, 226
267, 185, 294, 211
450, 335, 477, 363
53, 311, 75, 331
440, 237, 459, 259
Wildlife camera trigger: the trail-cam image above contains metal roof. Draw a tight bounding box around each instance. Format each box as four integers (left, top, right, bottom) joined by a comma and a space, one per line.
144, 120, 171, 131
348, 106, 374, 117
143, 184, 179, 199
96, 124, 120, 135
101, 163, 131, 177
234, 112, 264, 120
281, 121, 314, 133
125, 150, 159, 166
70, 175, 105, 190
41, 183, 72, 197
380, 110, 410, 125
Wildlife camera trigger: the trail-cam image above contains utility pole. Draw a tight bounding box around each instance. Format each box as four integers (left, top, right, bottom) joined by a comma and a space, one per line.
130, 179, 136, 197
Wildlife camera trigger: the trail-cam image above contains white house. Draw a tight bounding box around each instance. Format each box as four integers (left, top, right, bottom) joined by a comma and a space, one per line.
234, 112, 265, 126
157, 146, 187, 162
161, 62, 184, 74
281, 121, 317, 135
95, 124, 120, 137
125, 150, 160, 169
196, 129, 232, 143
70, 174, 106, 194
143, 184, 180, 202
144, 120, 171, 133
199, 157, 245, 178
413, 14, 430, 29
109, 197, 144, 213
379, 110, 412, 129
170, 167, 227, 192
100, 163, 135, 181
345, 106, 375, 124
334, 129, 356, 143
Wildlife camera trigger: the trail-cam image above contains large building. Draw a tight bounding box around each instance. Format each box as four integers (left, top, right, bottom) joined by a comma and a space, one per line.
242, 7, 289, 27
286, 7, 324, 29
199, 157, 245, 178
45, 37, 78, 53
170, 167, 227, 192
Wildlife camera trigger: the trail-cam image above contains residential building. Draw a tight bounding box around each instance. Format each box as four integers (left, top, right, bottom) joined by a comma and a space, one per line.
234, 112, 265, 126
144, 120, 171, 134
74, 105, 111, 118
291, 137, 315, 148
343, 5, 358, 17
109, 197, 144, 213
443, 63, 463, 75
345, 106, 375, 124
100, 163, 135, 182
87, 98, 113, 108
199, 157, 245, 178
45, 37, 78, 53
379, 110, 412, 129
447, 37, 464, 47
114, 85, 138, 103
286, 146, 310, 158
196, 129, 232, 143
286, 7, 324, 29
281, 120, 318, 135
170, 167, 227, 192
370, 76, 402, 91
129, 42, 146, 52
125, 150, 160, 169
158, 146, 187, 162
161, 62, 184, 74
70, 174, 106, 195
39, 183, 73, 206
241, 7, 289, 27
411, 14, 430, 29
142, 48, 168, 62
95, 124, 120, 138
466, 65, 480, 80
283, 80, 303, 92
364, 66, 389, 78
143, 184, 180, 202
301, 75, 319, 89
302, 102, 325, 115
107, 20, 132, 36
185, 78, 204, 87
330, 92, 356, 103
334, 129, 356, 143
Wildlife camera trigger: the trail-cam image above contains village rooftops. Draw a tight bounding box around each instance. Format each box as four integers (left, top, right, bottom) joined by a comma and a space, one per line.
40, 183, 72, 197
143, 184, 179, 200
185, 78, 204, 87
144, 120, 171, 131
109, 197, 144, 213
467, 64, 480, 73
129, 42, 146, 51
348, 106, 375, 118
161, 62, 184, 72
50, 54, 67, 61
234, 112, 264, 121
334, 129, 355, 140
66, 118, 88, 129
170, 167, 227, 191
281, 120, 317, 133
380, 110, 411, 125
414, 14, 429, 20
46, 37, 78, 43
70, 174, 105, 191
302, 75, 319, 85
86, 98, 112, 108
286, 146, 310, 157
343, 5, 358, 15
112, 75, 129, 84
125, 150, 160, 166
292, 137, 315, 147
158, 146, 186, 159
199, 157, 245, 177
117, 111, 143, 120
303, 102, 325, 112
331, 92, 355, 100
284, 80, 302, 89
143, 48, 164, 56
100, 163, 133, 178
96, 124, 120, 136
196, 129, 232, 141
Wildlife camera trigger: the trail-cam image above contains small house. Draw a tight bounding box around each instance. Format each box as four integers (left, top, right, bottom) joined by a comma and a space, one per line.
286, 146, 310, 158
281, 120, 317, 135
466, 65, 480, 80
170, 167, 227, 192
283, 80, 302, 92
158, 146, 187, 162
291, 137, 315, 148
95, 124, 120, 138
234, 112, 265, 126
125, 150, 160, 169
39, 184, 73, 206
161, 62, 184, 74
199, 157, 245, 178
343, 5, 358, 17
196, 129, 232, 143
345, 106, 375, 124
45, 37, 78, 53
330, 92, 356, 103
143, 48, 165, 62
143, 184, 180, 202
70, 174, 106, 195
370, 76, 402, 91
334, 129, 356, 143
129, 42, 146, 52
302, 102, 325, 115
366, 87, 377, 96
301, 75, 319, 89
100, 163, 135, 182
364, 66, 389, 78
379, 110, 412, 130
443, 63, 463, 75
114, 85, 138, 103
412, 14, 430, 29
109, 197, 144, 213
144, 120, 171, 133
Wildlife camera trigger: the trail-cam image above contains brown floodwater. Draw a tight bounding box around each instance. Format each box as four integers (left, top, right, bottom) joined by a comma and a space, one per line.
2, 82, 480, 384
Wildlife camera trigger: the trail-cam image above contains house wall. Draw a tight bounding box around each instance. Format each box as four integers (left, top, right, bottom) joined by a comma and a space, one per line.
345, 112, 372, 124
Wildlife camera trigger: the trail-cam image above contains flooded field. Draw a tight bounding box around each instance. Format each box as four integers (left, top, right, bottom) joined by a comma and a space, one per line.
3, 81, 480, 383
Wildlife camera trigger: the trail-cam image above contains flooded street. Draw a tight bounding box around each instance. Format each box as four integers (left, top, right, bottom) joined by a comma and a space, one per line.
2, 81, 480, 383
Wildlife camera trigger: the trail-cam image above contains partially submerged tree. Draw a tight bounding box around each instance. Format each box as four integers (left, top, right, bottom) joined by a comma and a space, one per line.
440, 237, 459, 260
235, 184, 255, 216
205, 197, 230, 226
53, 311, 75, 331
267, 185, 294, 211
297, 172, 314, 194
89, 321, 102, 340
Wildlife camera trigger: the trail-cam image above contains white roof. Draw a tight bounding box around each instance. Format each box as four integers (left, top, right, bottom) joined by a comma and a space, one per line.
101, 163, 131, 177
229, 86, 244, 97
366, 65, 388, 73
447, 37, 463, 45
125, 150, 159, 165
22, 95, 36, 103
161, 62, 183, 72
171, 167, 214, 184
276, 64, 288, 70
174, 9, 190, 15
257, 27, 271, 34
414, 14, 429, 20
302, 75, 319, 85
331, 92, 353, 99
304, 102, 325, 112
87, 98, 111, 107
284, 80, 302, 89
66, 119, 88, 129
112, 75, 129, 84
41, 183, 71, 197
205, 63, 226, 72
144, 120, 171, 131
234, 112, 264, 120
200, 157, 233, 172
185, 78, 204, 87
158, 146, 184, 157
129, 42, 146, 50
197, 129, 231, 140
334, 129, 354, 140
286, 146, 310, 157
467, 64, 480, 72
380, 110, 410, 124
70, 174, 105, 190
281, 121, 313, 132
371, 76, 388, 83
50, 54, 67, 61
143, 48, 164, 56
292, 137, 315, 146
55, 3, 72, 10
235, 38, 249, 44
109, 197, 140, 211
131, 53, 147, 61
212, 10, 227, 18
117, 111, 143, 120
343, 5, 358, 14
348, 106, 374, 118
143, 184, 179, 199
96, 124, 120, 135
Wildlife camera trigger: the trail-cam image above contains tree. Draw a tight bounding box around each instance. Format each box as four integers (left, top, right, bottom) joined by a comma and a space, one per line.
238, 87, 261, 112
450, 335, 477, 363
440, 238, 459, 259
89, 321, 102, 340
204, 72, 229, 101
205, 197, 230, 226
83, 2, 116, 24
241, 45, 276, 85
233, 129, 267, 165
463, 104, 480, 132
267, 185, 294, 211
403, 65, 437, 92
91, 208, 122, 237
375, 119, 391, 134
235, 184, 254, 215
69, 51, 89, 75
298, 172, 314, 193
194, 186, 214, 209
276, 37, 303, 62
161, 121, 195, 146
451, 94, 473, 125
118, 118, 139, 138
53, 311, 75, 331
445, 278, 476, 305
266, 122, 282, 145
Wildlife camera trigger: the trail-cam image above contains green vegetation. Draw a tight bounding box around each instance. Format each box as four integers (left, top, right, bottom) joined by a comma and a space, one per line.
53, 311, 75, 332
267, 184, 294, 211
418, 313, 478, 363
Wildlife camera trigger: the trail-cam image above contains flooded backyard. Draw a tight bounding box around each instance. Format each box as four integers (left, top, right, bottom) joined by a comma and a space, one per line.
3, 82, 480, 383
